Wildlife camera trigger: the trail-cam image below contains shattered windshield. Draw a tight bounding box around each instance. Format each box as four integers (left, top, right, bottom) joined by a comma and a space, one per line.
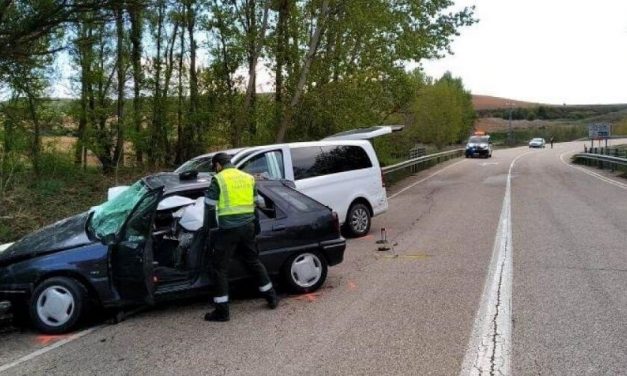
88, 181, 148, 241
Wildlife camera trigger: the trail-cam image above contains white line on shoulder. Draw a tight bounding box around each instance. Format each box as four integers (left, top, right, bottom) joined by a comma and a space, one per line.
0, 327, 100, 373
559, 151, 627, 190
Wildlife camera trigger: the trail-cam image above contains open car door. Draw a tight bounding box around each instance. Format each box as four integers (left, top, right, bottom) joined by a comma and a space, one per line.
110, 185, 164, 305
321, 125, 403, 141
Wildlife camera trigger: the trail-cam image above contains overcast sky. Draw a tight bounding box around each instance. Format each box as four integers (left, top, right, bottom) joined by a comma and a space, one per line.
420, 0, 627, 105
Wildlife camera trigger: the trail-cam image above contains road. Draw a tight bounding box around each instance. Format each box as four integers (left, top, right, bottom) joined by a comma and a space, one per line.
1, 140, 626, 375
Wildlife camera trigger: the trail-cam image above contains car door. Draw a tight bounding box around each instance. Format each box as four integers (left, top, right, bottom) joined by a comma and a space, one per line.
111, 187, 163, 304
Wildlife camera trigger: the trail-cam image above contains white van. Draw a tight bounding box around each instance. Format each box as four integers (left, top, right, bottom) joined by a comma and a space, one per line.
177, 126, 401, 237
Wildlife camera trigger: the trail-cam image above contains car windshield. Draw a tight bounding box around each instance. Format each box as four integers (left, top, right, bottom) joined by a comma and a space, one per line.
531, 138, 543, 142
468, 136, 489, 143
88, 181, 148, 240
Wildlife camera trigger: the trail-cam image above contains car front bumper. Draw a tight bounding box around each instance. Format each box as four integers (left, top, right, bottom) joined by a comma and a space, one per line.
466, 148, 490, 156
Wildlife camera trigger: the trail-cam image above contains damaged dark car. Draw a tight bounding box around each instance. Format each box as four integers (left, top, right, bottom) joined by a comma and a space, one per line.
0, 173, 345, 334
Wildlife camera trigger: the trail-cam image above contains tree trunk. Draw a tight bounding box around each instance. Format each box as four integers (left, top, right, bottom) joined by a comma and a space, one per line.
241, 0, 271, 140
175, 15, 186, 164
276, 0, 330, 142
150, 0, 165, 165
274, 0, 289, 139
128, 1, 144, 164
25, 93, 41, 175
186, 1, 201, 157
113, 4, 125, 169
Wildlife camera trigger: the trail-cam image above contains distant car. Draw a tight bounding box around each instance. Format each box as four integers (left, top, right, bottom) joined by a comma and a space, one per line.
176, 126, 404, 237
529, 138, 546, 148
0, 173, 345, 334
465, 135, 492, 158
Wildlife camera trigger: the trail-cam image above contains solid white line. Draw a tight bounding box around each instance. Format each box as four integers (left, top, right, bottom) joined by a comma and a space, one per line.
0, 327, 99, 373
559, 151, 627, 190
460, 152, 529, 376
387, 159, 467, 200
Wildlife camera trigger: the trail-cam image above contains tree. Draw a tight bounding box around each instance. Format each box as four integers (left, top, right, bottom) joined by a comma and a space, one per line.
410, 72, 474, 149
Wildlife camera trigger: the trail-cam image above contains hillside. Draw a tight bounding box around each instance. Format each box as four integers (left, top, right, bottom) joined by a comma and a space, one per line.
472, 95, 539, 110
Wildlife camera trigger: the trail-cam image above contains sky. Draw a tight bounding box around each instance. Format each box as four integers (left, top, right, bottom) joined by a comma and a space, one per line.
419, 0, 627, 105
50, 0, 627, 105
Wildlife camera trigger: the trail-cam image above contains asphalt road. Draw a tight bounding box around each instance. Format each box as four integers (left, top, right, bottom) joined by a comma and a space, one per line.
1, 140, 625, 375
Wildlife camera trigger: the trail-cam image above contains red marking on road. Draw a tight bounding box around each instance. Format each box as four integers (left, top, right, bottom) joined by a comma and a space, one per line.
348, 281, 357, 290
294, 293, 320, 302
36, 334, 68, 346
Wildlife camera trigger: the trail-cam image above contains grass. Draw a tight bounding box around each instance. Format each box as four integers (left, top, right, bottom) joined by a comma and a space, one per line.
0, 152, 155, 243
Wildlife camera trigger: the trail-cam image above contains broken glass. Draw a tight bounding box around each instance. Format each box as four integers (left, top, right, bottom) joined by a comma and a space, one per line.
89, 181, 148, 242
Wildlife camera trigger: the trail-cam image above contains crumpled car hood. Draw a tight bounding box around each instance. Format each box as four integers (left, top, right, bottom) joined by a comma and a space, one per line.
0, 212, 94, 264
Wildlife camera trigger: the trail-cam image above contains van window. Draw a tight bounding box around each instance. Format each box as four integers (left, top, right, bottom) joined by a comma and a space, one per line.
321, 145, 372, 173
241, 150, 285, 179
291, 145, 372, 180
291, 146, 325, 179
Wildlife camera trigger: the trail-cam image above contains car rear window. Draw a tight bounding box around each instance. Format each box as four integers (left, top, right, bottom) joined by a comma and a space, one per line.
265, 184, 324, 212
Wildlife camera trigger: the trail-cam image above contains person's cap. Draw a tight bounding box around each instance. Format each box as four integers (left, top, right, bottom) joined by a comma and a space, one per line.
212, 152, 231, 167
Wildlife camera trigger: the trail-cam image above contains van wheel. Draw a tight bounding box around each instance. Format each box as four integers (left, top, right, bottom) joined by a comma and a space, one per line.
29, 277, 87, 334
345, 202, 371, 237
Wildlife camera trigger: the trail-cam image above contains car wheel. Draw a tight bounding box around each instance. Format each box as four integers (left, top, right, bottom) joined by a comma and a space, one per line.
345, 202, 371, 237
29, 277, 87, 334
283, 251, 328, 294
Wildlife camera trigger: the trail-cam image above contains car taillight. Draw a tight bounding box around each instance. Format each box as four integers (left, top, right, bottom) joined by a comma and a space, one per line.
332, 211, 340, 234
380, 169, 385, 187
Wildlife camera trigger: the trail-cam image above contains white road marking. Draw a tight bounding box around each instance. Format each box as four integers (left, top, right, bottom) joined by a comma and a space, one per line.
460, 152, 530, 376
0, 326, 100, 373
387, 159, 467, 200
559, 151, 627, 190
480, 162, 499, 166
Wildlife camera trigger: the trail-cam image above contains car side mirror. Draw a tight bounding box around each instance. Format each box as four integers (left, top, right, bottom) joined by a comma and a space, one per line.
100, 233, 118, 246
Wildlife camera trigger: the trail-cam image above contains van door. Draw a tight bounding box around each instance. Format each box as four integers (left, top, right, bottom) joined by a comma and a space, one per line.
111, 187, 163, 304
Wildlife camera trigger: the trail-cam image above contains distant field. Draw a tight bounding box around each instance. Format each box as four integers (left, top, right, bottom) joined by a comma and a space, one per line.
472, 95, 540, 110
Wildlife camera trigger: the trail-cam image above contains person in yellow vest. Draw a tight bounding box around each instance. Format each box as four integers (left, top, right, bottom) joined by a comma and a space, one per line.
203, 153, 278, 322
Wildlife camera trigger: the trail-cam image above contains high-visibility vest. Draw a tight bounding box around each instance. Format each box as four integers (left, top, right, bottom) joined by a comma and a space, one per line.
214, 168, 255, 217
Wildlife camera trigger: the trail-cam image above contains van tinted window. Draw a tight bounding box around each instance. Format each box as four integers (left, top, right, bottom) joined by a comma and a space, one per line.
291, 145, 372, 180
322, 145, 372, 173
291, 146, 325, 180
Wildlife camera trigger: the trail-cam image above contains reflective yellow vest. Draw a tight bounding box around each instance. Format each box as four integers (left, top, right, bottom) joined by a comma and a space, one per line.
214, 168, 255, 217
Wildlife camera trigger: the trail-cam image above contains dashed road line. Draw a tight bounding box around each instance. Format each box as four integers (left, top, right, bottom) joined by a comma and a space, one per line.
460, 151, 530, 376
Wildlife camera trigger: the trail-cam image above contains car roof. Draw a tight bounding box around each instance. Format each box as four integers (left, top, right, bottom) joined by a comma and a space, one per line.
143, 172, 297, 195
190, 148, 246, 161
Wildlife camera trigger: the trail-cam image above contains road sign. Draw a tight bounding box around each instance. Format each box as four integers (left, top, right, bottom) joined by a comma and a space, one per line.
588, 123, 611, 139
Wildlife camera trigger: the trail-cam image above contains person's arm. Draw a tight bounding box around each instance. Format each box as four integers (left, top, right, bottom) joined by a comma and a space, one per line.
205, 178, 220, 205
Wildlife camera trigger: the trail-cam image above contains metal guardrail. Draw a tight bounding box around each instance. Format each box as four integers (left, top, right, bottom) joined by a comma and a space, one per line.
573, 153, 627, 171
381, 149, 464, 185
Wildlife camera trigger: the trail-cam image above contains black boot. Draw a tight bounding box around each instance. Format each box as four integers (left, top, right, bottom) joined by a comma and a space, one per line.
264, 289, 279, 309
204, 303, 230, 322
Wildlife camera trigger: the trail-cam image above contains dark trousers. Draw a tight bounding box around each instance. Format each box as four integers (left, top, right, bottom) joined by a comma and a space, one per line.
211, 222, 271, 300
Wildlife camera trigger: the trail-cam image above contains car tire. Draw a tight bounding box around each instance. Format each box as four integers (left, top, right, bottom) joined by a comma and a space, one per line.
29, 277, 87, 334
345, 202, 371, 237
283, 251, 328, 294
